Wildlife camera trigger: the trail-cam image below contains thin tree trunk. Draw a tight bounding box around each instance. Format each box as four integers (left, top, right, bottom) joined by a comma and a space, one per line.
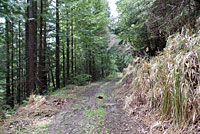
22, 25, 26, 99
47, 72, 50, 88
39, 0, 43, 94
11, 21, 14, 108
56, 0, 60, 88
51, 69, 56, 89
33, 0, 37, 91
49, 56, 56, 89
71, 9, 74, 76
6, 19, 11, 106
85, 44, 89, 74
43, 0, 47, 91
66, 11, 70, 81
74, 39, 77, 75
17, 21, 21, 104
48, 50, 56, 90
62, 40, 66, 86
25, 0, 29, 97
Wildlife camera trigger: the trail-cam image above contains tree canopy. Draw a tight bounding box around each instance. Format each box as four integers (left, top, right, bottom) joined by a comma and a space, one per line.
115, 0, 200, 56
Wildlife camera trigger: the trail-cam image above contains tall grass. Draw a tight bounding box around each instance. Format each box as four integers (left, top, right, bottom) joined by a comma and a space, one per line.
119, 29, 200, 126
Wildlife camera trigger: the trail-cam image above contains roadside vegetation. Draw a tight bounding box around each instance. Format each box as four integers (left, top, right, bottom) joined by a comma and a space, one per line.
116, 0, 200, 133
114, 0, 200, 133
118, 30, 200, 133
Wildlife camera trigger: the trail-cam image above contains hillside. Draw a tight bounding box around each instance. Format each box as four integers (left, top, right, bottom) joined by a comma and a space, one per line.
117, 28, 200, 133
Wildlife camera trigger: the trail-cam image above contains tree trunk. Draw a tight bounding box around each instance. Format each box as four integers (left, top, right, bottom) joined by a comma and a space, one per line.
26, 0, 37, 96
43, 0, 47, 91
74, 39, 77, 75
11, 21, 14, 108
66, 11, 70, 81
25, 0, 29, 97
71, 9, 74, 77
49, 56, 56, 90
85, 44, 89, 74
6, 19, 11, 107
33, 0, 37, 91
62, 40, 66, 86
38, 0, 47, 94
56, 0, 60, 88
17, 21, 21, 104
39, 0, 43, 94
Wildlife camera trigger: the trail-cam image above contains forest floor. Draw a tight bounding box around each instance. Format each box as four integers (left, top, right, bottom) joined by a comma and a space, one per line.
1, 78, 149, 134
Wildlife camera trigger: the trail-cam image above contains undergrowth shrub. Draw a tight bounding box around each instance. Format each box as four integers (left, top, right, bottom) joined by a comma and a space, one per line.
119, 29, 200, 126
74, 74, 92, 86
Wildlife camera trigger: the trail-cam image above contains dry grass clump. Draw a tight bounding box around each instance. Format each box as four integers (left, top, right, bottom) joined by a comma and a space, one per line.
118, 29, 200, 132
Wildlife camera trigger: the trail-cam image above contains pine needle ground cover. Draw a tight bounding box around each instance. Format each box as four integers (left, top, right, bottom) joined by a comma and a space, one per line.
117, 29, 200, 133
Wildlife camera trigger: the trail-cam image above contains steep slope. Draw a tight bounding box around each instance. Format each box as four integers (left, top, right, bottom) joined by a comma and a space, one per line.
117, 28, 200, 133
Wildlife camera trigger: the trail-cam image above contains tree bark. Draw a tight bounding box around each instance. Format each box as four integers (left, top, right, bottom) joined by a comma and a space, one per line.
39, 0, 43, 94
38, 0, 47, 94
11, 21, 14, 108
43, 0, 47, 91
62, 40, 66, 86
26, 0, 37, 96
6, 19, 11, 107
66, 11, 70, 81
71, 9, 74, 76
56, 0, 60, 88
25, 0, 29, 97
49, 56, 56, 90
74, 39, 77, 75
17, 21, 21, 104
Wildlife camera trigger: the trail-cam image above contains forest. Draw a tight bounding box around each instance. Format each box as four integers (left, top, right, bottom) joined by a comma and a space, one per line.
0, 0, 200, 133
0, 0, 126, 108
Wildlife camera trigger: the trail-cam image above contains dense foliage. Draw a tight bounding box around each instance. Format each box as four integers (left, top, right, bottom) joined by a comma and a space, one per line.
115, 0, 200, 57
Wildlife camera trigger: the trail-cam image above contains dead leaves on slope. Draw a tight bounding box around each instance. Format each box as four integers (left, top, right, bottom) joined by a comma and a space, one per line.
2, 95, 75, 134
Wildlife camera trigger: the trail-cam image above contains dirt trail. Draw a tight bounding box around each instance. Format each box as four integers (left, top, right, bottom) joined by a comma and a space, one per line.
46, 79, 139, 134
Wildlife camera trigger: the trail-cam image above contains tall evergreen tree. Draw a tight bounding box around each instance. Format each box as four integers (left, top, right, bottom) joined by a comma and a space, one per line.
56, 0, 60, 88
5, 19, 11, 106
26, 0, 37, 96
66, 11, 70, 81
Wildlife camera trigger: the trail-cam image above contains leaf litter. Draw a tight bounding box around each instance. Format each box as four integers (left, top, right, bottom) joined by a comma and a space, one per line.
1, 93, 76, 134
